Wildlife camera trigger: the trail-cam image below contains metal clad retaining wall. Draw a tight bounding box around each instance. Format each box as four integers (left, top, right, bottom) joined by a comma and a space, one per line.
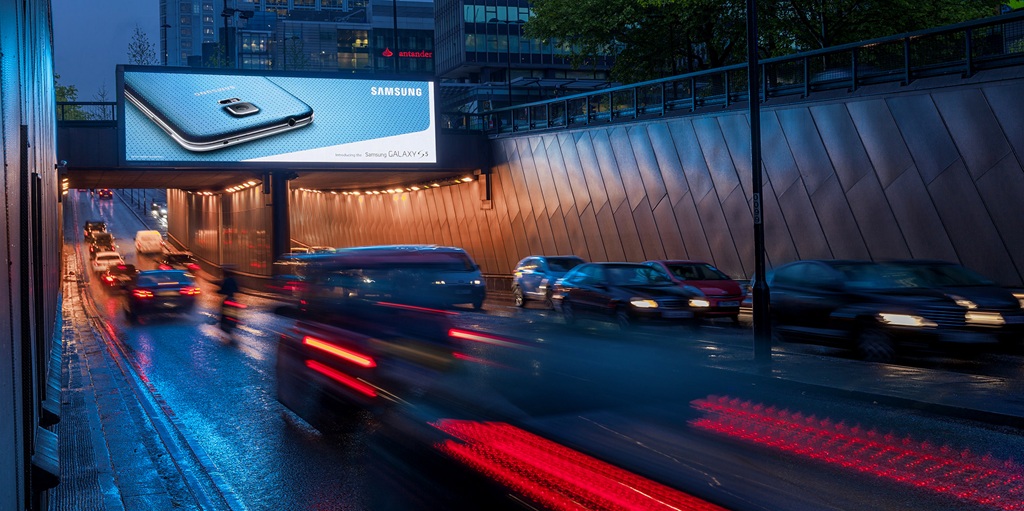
289, 69, 1024, 287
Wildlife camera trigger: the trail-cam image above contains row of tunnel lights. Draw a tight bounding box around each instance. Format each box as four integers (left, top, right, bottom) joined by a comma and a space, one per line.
297, 175, 476, 196
186, 175, 478, 197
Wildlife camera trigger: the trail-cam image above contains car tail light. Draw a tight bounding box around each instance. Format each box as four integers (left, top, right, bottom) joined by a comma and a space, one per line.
302, 335, 376, 368
187, 263, 200, 271
179, 286, 201, 296
159, 264, 171, 270
103, 275, 115, 283
133, 289, 154, 299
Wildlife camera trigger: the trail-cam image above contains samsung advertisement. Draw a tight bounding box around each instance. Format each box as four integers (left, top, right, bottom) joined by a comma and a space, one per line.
118, 67, 437, 165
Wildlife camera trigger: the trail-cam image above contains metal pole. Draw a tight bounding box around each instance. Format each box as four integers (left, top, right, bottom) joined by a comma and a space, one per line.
747, 0, 771, 364
506, 21, 513, 105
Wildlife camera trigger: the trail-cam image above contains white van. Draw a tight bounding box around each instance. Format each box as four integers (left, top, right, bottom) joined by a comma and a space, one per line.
135, 230, 164, 254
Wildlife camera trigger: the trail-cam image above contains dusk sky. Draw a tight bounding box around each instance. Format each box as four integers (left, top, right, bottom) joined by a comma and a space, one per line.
52, 0, 160, 100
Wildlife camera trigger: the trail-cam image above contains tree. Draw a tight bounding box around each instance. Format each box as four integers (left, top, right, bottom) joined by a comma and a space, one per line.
127, 24, 157, 65
54, 73, 89, 121
526, 0, 1001, 84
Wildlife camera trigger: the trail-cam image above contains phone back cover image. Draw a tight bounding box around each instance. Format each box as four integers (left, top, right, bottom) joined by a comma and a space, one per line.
124, 72, 314, 149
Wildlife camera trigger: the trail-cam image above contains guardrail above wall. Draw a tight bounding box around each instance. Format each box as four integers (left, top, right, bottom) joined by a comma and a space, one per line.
445, 10, 1024, 135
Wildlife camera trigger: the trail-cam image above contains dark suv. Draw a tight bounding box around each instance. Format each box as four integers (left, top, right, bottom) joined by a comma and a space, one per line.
83, 220, 107, 240
512, 255, 586, 307
88, 232, 117, 255
768, 260, 1024, 361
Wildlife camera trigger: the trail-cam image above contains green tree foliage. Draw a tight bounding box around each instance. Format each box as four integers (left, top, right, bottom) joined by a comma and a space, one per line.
54, 73, 89, 121
127, 24, 157, 65
526, 0, 1001, 83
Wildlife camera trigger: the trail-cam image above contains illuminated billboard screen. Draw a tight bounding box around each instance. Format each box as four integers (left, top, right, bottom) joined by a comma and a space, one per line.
119, 67, 436, 165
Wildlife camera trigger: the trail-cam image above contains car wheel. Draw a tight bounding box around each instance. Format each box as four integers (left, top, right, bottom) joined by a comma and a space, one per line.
543, 290, 554, 309
512, 286, 525, 307
472, 299, 484, 311
561, 299, 576, 325
857, 328, 896, 362
615, 308, 633, 330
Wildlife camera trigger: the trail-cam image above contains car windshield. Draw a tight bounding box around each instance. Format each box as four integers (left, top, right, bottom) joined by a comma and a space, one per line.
97, 254, 121, 261
92, 233, 113, 244
547, 257, 584, 272
665, 263, 730, 281
888, 262, 995, 287
834, 263, 918, 290
605, 265, 673, 286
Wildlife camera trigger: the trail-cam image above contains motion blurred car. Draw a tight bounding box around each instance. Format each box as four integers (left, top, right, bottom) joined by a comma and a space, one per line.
293, 245, 486, 310
83, 220, 107, 240
767, 259, 1024, 361
99, 263, 138, 291
512, 255, 586, 307
90, 251, 125, 274
88, 232, 118, 256
645, 260, 746, 323
150, 201, 167, 217
157, 251, 201, 272
550, 262, 702, 329
97, 188, 113, 199
123, 270, 200, 323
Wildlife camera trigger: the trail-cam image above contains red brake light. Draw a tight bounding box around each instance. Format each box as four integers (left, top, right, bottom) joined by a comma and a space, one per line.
132, 289, 154, 299
187, 263, 200, 271
103, 276, 115, 283
159, 264, 171, 270
302, 336, 376, 368
179, 286, 201, 296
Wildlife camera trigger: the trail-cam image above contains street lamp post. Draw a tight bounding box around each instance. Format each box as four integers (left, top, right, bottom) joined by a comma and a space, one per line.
747, 0, 771, 364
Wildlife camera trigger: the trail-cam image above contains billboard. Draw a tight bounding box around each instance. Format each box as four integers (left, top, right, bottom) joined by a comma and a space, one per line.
118, 66, 437, 165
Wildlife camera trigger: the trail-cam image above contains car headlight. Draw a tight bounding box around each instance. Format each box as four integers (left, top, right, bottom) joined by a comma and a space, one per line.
630, 298, 658, 308
689, 298, 711, 308
1014, 292, 1024, 309
471, 279, 482, 285
433, 280, 446, 285
966, 311, 1005, 326
878, 313, 937, 327
949, 294, 977, 309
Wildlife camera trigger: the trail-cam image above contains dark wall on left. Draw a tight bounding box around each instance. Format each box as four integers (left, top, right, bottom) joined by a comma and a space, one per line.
1, 0, 63, 509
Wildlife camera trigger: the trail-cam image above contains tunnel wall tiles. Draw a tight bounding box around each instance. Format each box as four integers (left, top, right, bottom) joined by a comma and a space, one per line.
284, 78, 1024, 286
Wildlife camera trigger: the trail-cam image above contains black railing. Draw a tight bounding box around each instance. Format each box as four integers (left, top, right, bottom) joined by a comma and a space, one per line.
56, 101, 116, 122
461, 10, 1024, 135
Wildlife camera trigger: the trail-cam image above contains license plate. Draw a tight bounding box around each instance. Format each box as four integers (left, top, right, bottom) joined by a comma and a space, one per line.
455, 289, 470, 295
663, 310, 693, 319
159, 290, 178, 297
718, 301, 739, 307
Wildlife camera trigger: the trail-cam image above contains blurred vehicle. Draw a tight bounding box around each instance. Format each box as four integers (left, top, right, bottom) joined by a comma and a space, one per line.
276, 297, 463, 421
123, 270, 200, 323
157, 251, 201, 272
97, 188, 113, 199
288, 247, 311, 254
512, 255, 586, 307
90, 251, 125, 274
293, 245, 486, 310
308, 246, 336, 253
99, 263, 138, 291
134, 230, 164, 254
768, 260, 1024, 361
644, 260, 746, 322
88, 232, 118, 256
550, 262, 702, 329
83, 220, 107, 240
150, 201, 167, 217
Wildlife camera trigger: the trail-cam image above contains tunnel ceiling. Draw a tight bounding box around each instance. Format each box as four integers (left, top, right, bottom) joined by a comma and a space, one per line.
67, 168, 475, 192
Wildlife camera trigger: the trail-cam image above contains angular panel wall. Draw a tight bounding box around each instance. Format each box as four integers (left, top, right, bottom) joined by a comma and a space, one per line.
286, 73, 1024, 287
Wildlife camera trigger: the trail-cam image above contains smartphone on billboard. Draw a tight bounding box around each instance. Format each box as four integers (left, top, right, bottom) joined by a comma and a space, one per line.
124, 72, 314, 152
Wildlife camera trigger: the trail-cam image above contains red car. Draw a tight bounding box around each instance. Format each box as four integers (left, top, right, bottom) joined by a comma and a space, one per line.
644, 260, 746, 323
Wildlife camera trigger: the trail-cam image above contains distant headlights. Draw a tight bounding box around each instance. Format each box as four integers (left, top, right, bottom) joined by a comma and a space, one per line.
877, 313, 937, 327
966, 311, 1005, 326
630, 298, 659, 309
1014, 292, 1024, 309
688, 298, 711, 308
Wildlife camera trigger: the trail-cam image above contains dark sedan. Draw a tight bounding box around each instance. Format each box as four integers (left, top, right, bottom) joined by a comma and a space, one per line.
88, 232, 117, 255
83, 220, 106, 240
768, 260, 1024, 361
550, 262, 701, 329
124, 270, 200, 323
157, 252, 201, 272
99, 263, 138, 291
